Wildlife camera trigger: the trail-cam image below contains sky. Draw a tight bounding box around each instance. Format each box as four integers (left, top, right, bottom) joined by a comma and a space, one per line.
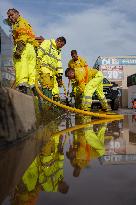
1, 0, 136, 86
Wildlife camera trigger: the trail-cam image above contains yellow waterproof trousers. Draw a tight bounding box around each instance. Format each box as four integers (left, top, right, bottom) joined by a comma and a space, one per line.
82, 71, 108, 110
52, 76, 59, 96
85, 123, 106, 156
39, 66, 55, 90
14, 43, 36, 87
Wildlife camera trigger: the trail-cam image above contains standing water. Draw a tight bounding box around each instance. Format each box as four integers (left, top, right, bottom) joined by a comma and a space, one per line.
1, 114, 136, 205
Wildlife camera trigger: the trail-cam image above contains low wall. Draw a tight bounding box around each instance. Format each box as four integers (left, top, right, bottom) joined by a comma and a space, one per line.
0, 88, 36, 142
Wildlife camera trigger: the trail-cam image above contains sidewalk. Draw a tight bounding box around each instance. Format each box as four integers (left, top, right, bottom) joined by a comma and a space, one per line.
117, 108, 136, 115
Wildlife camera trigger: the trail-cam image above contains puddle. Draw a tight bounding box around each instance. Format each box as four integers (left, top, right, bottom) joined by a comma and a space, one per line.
1, 114, 136, 205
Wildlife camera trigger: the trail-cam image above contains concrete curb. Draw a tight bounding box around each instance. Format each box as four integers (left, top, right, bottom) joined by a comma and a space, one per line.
0, 88, 36, 141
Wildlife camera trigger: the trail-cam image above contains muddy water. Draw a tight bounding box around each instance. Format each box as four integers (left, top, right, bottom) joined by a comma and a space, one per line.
1, 114, 136, 205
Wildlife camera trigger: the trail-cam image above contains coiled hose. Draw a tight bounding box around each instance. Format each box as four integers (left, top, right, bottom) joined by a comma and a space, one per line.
35, 79, 124, 120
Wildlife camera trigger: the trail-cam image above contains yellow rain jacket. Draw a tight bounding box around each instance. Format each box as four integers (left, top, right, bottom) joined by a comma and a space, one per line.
74, 66, 98, 93
39, 134, 65, 192
12, 15, 37, 46
68, 56, 88, 94
71, 123, 106, 169
37, 39, 63, 91
73, 66, 108, 110
68, 56, 88, 70
37, 39, 63, 77
23, 134, 65, 193
13, 15, 37, 87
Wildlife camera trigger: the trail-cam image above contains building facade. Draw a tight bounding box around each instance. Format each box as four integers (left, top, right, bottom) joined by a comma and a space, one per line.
0, 26, 15, 87
94, 56, 136, 108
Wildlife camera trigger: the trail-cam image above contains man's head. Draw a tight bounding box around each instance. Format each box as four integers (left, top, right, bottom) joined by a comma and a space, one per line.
35, 36, 44, 45
71, 50, 78, 61
7, 8, 20, 24
66, 147, 76, 160
58, 180, 69, 194
65, 68, 75, 80
73, 165, 81, 177
56, 36, 66, 49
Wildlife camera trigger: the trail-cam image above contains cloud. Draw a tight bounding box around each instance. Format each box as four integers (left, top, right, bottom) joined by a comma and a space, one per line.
0, 0, 13, 16
1, 0, 136, 88
41, 0, 136, 66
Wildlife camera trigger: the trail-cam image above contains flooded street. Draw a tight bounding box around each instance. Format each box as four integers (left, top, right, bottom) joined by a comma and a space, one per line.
1, 111, 136, 205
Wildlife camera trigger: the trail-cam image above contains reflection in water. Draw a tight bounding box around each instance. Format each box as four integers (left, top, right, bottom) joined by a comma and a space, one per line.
66, 116, 106, 177
8, 116, 111, 204
10, 133, 69, 204
2, 114, 136, 204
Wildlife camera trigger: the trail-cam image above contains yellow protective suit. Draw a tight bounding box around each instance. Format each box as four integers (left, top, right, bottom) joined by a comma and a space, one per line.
22, 134, 65, 194
37, 40, 63, 83
74, 66, 108, 110
11, 132, 66, 204
68, 56, 88, 95
13, 15, 37, 87
68, 56, 88, 70
70, 121, 106, 171
14, 43, 36, 87
52, 76, 60, 97
37, 39, 63, 98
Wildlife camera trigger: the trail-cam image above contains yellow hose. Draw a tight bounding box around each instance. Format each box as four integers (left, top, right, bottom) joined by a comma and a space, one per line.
35, 79, 124, 119
52, 118, 121, 137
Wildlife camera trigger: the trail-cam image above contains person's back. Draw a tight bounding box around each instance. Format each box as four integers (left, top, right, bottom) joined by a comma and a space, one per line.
74, 66, 98, 93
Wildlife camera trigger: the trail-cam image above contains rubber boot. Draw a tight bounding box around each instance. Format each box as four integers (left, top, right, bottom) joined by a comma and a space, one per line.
31, 87, 38, 96
53, 95, 59, 102
31, 87, 43, 112
42, 88, 52, 109
42, 88, 52, 99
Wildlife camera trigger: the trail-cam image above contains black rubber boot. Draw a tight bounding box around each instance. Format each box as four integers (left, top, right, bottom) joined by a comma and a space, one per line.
31, 87, 43, 112
31, 87, 38, 96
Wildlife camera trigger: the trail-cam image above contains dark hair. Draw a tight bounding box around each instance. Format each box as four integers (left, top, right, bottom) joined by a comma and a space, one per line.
7, 8, 19, 14
71, 50, 77, 55
73, 166, 81, 177
57, 36, 66, 45
65, 67, 75, 77
58, 181, 69, 194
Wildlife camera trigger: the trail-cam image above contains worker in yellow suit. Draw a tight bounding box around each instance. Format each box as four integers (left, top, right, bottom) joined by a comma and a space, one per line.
65, 65, 109, 111
66, 117, 106, 177
68, 50, 88, 70
37, 37, 66, 99
11, 133, 69, 204
22, 134, 68, 194
38, 134, 69, 193
6, 8, 38, 94
67, 50, 88, 96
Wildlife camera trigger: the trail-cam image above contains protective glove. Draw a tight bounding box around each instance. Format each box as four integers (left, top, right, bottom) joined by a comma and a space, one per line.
70, 91, 75, 98
56, 74, 63, 87
14, 40, 26, 59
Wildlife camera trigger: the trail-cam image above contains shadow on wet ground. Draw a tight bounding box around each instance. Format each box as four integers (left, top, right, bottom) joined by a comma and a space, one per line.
1, 112, 136, 205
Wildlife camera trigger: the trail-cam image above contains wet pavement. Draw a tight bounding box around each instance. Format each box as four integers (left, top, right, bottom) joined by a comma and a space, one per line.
1, 111, 136, 205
